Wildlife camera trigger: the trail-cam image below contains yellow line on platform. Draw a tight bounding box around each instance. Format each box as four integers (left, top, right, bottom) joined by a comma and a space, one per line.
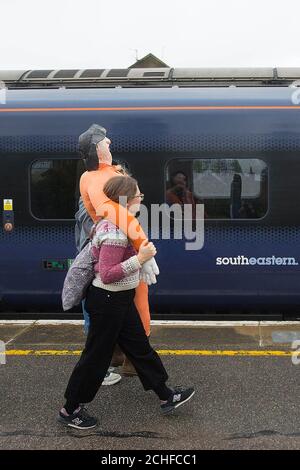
5, 349, 293, 357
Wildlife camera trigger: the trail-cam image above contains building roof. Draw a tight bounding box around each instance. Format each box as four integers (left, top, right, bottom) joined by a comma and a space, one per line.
129, 53, 169, 68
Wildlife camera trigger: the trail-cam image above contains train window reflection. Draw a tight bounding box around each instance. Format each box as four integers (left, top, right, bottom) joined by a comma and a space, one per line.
166, 158, 268, 219
30, 159, 85, 220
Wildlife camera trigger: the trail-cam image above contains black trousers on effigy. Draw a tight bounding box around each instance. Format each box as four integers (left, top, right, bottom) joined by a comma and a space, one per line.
64, 285, 169, 406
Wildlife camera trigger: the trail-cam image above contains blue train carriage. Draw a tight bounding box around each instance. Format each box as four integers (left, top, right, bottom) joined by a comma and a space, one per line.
1, 67, 300, 319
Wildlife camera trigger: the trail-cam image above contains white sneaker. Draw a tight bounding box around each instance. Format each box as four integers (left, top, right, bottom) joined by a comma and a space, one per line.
102, 371, 122, 386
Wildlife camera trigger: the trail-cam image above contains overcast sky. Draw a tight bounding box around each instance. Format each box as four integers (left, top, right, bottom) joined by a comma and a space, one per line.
0, 0, 299, 70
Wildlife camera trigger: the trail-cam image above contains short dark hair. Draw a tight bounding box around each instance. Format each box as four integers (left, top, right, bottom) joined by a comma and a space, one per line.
81, 145, 99, 171
171, 171, 188, 185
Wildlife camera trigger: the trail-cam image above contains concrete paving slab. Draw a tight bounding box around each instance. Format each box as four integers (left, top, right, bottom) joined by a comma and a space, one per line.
260, 324, 300, 347
1, 323, 262, 349
0, 324, 34, 344
150, 325, 260, 349
8, 324, 86, 347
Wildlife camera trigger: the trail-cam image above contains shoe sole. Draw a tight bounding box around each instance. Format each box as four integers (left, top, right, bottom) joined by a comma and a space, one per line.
57, 417, 98, 430
161, 390, 195, 415
101, 376, 122, 386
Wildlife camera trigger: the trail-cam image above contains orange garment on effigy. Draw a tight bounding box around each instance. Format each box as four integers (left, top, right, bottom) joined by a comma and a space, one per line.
80, 163, 151, 336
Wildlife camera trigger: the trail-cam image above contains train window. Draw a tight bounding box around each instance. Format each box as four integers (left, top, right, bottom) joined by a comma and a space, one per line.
165, 158, 268, 219
30, 159, 85, 220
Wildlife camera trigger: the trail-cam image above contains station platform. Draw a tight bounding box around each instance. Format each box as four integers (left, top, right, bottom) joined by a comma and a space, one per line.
1, 320, 300, 450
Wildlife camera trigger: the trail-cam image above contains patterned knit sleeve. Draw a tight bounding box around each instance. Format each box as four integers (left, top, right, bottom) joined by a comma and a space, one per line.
97, 230, 141, 284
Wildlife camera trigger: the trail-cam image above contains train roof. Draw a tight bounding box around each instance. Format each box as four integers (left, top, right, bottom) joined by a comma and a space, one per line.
1, 67, 300, 88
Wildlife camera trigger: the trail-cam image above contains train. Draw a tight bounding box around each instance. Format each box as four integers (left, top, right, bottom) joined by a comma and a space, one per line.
1, 66, 300, 319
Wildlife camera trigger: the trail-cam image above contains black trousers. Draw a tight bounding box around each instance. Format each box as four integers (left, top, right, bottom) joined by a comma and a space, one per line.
64, 285, 169, 405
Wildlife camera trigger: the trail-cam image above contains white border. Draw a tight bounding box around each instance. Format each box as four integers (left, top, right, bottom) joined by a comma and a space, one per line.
0, 320, 300, 326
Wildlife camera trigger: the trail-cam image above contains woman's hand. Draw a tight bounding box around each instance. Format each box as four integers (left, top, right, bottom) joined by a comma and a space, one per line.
137, 240, 157, 265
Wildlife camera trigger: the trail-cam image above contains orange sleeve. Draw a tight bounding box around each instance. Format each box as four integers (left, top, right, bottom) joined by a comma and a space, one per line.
96, 200, 147, 250
80, 172, 97, 222
134, 282, 151, 336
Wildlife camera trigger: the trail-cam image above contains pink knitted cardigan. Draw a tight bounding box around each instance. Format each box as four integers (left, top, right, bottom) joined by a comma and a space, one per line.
91, 219, 141, 291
